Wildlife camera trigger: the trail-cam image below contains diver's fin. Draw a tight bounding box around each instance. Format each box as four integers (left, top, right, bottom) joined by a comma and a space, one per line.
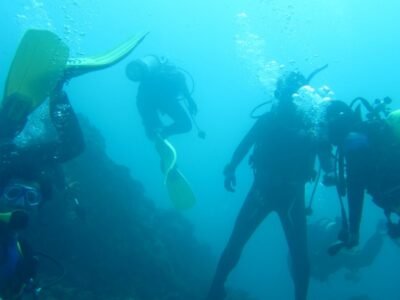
65, 32, 148, 79
2, 29, 69, 122
154, 137, 196, 210
155, 135, 177, 177
166, 168, 196, 210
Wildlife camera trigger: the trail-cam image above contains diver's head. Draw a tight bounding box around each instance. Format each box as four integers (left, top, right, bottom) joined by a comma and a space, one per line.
126, 55, 164, 82
274, 71, 307, 104
0, 180, 42, 211
324, 100, 356, 145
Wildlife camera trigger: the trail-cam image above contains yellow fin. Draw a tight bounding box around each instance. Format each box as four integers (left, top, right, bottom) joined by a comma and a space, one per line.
154, 137, 196, 210
2, 30, 69, 122
65, 32, 148, 78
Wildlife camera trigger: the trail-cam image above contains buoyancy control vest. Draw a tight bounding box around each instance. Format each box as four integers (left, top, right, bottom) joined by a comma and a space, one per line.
250, 108, 317, 183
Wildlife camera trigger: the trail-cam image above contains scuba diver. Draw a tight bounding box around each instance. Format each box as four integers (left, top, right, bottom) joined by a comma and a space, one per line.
0, 211, 38, 300
0, 86, 85, 207
0, 87, 83, 299
126, 55, 200, 140
207, 70, 323, 300
322, 97, 400, 252
307, 218, 384, 282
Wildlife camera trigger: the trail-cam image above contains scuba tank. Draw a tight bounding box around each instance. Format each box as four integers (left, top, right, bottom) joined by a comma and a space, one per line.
386, 109, 400, 142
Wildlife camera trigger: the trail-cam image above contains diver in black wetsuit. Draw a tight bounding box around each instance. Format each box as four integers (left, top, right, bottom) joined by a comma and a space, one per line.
0, 210, 37, 300
0, 86, 84, 299
0, 86, 85, 207
323, 99, 400, 251
207, 72, 317, 300
126, 55, 198, 139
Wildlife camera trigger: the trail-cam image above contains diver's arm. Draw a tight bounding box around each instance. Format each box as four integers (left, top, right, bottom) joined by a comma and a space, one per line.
224, 121, 259, 192
227, 131, 256, 171
48, 89, 85, 162
316, 135, 337, 186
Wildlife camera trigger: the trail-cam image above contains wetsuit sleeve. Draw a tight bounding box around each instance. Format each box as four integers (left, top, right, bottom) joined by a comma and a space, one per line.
227, 118, 261, 171
317, 137, 335, 173
48, 90, 85, 162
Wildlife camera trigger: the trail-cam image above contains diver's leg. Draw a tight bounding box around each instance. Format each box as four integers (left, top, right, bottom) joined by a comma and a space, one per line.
49, 89, 84, 162
1, 90, 84, 169
136, 97, 163, 139
208, 184, 271, 300
162, 102, 192, 137
278, 185, 309, 300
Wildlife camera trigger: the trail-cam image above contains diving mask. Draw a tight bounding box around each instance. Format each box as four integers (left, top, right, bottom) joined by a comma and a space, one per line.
1, 183, 42, 208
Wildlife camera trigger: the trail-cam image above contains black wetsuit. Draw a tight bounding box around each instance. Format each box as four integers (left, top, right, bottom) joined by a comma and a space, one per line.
0, 90, 85, 203
0, 219, 38, 300
136, 66, 194, 139
208, 104, 317, 300
340, 121, 400, 245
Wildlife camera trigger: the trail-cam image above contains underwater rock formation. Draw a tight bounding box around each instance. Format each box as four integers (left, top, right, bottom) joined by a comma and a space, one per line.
25, 117, 218, 300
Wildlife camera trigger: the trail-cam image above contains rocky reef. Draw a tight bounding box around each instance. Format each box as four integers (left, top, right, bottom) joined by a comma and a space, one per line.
25, 117, 252, 300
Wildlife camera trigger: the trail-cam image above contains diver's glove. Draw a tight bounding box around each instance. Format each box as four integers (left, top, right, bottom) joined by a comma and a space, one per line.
387, 221, 400, 239
322, 171, 337, 186
224, 164, 236, 192
345, 232, 359, 248
328, 229, 359, 256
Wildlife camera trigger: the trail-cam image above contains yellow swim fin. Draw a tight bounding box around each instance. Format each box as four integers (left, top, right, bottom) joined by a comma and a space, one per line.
166, 168, 196, 210
2, 29, 69, 122
65, 32, 148, 79
1, 30, 147, 139
154, 136, 196, 210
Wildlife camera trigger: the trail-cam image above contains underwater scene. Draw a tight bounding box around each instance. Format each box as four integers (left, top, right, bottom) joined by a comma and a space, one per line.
1, 1, 400, 299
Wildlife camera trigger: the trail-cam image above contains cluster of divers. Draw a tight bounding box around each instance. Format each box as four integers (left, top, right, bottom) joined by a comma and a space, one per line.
1, 52, 400, 300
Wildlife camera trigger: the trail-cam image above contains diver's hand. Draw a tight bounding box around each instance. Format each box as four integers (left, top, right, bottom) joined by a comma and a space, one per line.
328, 229, 359, 255
338, 227, 359, 247
387, 221, 400, 239
345, 233, 359, 249
224, 164, 236, 192
322, 171, 337, 186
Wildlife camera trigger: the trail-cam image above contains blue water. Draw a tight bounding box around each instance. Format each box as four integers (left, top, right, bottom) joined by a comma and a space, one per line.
1, 1, 400, 299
